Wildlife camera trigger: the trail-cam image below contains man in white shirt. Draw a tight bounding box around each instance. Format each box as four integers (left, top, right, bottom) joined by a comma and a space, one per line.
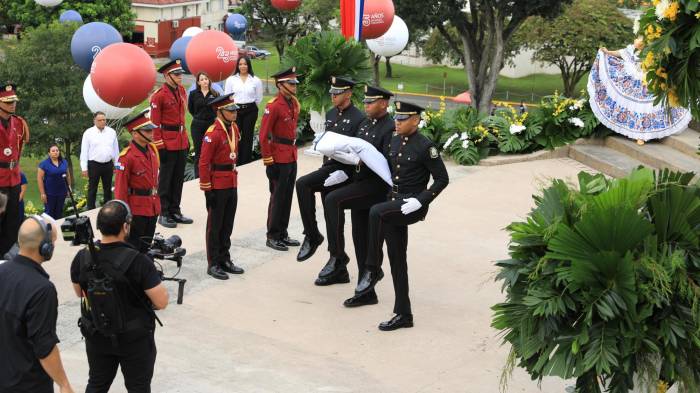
80, 112, 120, 210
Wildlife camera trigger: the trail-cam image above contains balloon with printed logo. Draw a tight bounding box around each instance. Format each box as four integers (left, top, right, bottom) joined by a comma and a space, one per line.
34, 0, 62, 6
185, 30, 238, 82
271, 0, 302, 11
170, 36, 192, 74
225, 14, 247, 35
90, 43, 156, 108
82, 76, 133, 119
361, 0, 394, 40
71, 22, 123, 73
59, 10, 82, 24
182, 26, 204, 37
366, 15, 408, 57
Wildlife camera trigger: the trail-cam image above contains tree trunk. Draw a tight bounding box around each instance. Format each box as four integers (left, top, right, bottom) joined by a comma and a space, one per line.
372, 54, 381, 86
275, 41, 285, 63
385, 56, 393, 78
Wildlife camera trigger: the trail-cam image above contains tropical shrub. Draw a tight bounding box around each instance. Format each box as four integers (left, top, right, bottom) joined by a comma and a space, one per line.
492, 168, 700, 393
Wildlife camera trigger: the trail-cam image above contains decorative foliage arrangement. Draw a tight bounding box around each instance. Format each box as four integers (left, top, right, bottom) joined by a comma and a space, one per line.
638, 0, 700, 117
492, 168, 700, 393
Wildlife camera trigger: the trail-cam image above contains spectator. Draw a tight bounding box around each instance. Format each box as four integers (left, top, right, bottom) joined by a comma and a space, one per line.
187, 72, 219, 178
224, 57, 263, 166
80, 111, 119, 210
0, 214, 75, 393
18, 171, 27, 224
37, 144, 70, 220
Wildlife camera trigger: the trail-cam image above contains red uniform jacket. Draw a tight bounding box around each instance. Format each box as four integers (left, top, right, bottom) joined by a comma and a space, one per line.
114, 142, 161, 217
150, 84, 189, 151
0, 115, 28, 187
199, 118, 240, 190
259, 94, 299, 165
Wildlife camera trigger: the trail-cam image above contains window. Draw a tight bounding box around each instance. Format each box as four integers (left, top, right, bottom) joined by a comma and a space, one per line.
206, 1, 210, 13
195, 4, 200, 15
183, 6, 188, 17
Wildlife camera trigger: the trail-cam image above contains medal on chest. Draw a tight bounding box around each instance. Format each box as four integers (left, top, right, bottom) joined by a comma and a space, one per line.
3, 147, 11, 157
230, 152, 236, 160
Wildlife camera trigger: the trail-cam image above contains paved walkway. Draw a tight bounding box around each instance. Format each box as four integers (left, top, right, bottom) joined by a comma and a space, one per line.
45, 153, 595, 392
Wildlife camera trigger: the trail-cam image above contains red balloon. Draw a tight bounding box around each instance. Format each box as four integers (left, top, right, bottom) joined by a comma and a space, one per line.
90, 43, 156, 108
361, 0, 394, 40
271, 0, 301, 11
185, 30, 238, 82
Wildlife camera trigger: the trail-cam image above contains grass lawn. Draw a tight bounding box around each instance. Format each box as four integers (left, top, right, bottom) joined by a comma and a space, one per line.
19, 155, 88, 211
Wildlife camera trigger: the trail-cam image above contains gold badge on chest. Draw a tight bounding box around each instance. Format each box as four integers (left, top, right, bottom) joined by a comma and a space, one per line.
3, 147, 11, 157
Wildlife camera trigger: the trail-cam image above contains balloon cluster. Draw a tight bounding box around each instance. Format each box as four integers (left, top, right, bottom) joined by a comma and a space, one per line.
169, 23, 244, 83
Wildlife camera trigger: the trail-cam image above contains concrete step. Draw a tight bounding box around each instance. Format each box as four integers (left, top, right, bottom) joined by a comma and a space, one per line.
661, 128, 700, 159
568, 144, 653, 178
605, 136, 700, 175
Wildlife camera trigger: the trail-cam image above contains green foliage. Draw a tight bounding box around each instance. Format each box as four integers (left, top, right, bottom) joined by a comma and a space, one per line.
5, 0, 134, 35
281, 31, 370, 113
493, 168, 700, 392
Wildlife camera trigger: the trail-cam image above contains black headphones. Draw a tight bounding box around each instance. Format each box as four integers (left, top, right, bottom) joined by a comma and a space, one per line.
96, 199, 133, 232
29, 215, 54, 260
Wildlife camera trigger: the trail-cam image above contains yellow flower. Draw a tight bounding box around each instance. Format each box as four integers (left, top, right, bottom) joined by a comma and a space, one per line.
657, 381, 669, 393
659, 82, 667, 91
655, 67, 668, 79
696, 11, 700, 19
668, 89, 680, 107
653, 0, 660, 5
642, 51, 655, 70
665, 2, 679, 21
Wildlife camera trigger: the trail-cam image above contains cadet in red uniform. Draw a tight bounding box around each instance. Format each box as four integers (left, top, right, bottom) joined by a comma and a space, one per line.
259, 67, 301, 252
199, 93, 245, 280
150, 59, 193, 228
114, 109, 161, 253
0, 83, 29, 256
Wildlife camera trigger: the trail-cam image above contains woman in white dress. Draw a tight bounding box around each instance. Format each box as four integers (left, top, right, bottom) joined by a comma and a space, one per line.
588, 37, 691, 145
224, 56, 264, 165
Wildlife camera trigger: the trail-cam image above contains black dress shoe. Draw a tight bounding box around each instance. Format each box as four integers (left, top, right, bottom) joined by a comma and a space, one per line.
158, 215, 177, 228
171, 213, 193, 224
343, 291, 378, 308
207, 265, 229, 280
221, 261, 244, 274
318, 255, 349, 278
281, 236, 300, 247
266, 239, 289, 251
355, 269, 384, 296
296, 235, 324, 262
314, 268, 350, 286
378, 314, 414, 331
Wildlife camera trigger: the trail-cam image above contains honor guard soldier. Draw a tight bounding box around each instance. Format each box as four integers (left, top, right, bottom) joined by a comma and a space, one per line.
114, 109, 161, 253
353, 101, 449, 331
260, 67, 301, 252
199, 93, 245, 280
150, 59, 193, 228
317, 85, 395, 292
295, 76, 365, 261
0, 83, 29, 256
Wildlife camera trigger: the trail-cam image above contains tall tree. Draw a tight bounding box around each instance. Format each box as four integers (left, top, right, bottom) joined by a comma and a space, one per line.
400, 0, 572, 113
6, 0, 134, 35
0, 22, 94, 180
516, 0, 633, 97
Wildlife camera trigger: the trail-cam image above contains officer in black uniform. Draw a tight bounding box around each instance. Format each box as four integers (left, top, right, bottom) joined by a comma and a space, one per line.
295, 76, 365, 262
70, 201, 169, 392
353, 101, 449, 331
317, 86, 394, 294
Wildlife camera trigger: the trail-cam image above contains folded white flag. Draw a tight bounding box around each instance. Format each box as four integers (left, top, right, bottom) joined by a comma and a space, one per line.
314, 131, 392, 186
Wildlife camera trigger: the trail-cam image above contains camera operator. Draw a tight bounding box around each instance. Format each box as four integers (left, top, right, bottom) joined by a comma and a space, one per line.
70, 200, 168, 393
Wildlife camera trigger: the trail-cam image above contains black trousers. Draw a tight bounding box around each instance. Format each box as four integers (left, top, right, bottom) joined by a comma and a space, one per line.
190, 118, 214, 179
158, 149, 186, 216
295, 166, 348, 241
205, 188, 237, 267
0, 185, 20, 256
128, 215, 157, 254
324, 176, 388, 279
84, 333, 156, 393
266, 162, 296, 240
87, 160, 114, 209
364, 198, 428, 315
235, 103, 258, 166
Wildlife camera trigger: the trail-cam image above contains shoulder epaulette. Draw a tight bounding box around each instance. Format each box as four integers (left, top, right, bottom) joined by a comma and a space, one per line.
204, 124, 217, 134
267, 97, 278, 104
119, 146, 131, 157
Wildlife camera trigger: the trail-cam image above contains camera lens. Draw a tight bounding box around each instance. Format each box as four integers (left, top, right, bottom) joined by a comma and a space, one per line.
165, 235, 182, 248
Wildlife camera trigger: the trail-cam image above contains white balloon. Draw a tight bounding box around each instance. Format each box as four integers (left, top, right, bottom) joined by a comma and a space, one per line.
182, 27, 204, 37
366, 16, 409, 58
34, 0, 63, 6
82, 76, 133, 119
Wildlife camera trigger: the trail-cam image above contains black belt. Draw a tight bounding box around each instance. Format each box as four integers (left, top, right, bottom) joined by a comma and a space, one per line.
128, 187, 157, 196
161, 124, 184, 132
272, 136, 296, 145
0, 161, 17, 169
238, 103, 256, 110
212, 163, 236, 171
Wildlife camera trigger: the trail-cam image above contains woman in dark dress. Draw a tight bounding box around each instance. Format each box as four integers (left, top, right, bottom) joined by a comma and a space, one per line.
37, 143, 71, 219
188, 72, 219, 178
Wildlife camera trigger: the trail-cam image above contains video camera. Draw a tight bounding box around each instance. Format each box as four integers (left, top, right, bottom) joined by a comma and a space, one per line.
61, 215, 93, 246
148, 234, 186, 263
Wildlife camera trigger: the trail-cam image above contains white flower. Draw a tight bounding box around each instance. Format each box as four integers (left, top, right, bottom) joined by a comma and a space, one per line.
460, 132, 468, 140
655, 0, 670, 20
462, 140, 469, 149
568, 117, 585, 128
443, 133, 459, 149
418, 120, 426, 129
633, 18, 640, 35
509, 124, 526, 134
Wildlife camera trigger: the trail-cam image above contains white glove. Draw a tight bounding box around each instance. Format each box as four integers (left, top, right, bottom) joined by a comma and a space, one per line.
324, 170, 349, 187
401, 198, 422, 215
312, 132, 324, 145
332, 150, 360, 165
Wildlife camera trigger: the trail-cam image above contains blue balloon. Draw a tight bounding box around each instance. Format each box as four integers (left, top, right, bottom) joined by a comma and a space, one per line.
225, 14, 247, 35
169, 36, 192, 74
70, 22, 122, 73
59, 10, 82, 24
